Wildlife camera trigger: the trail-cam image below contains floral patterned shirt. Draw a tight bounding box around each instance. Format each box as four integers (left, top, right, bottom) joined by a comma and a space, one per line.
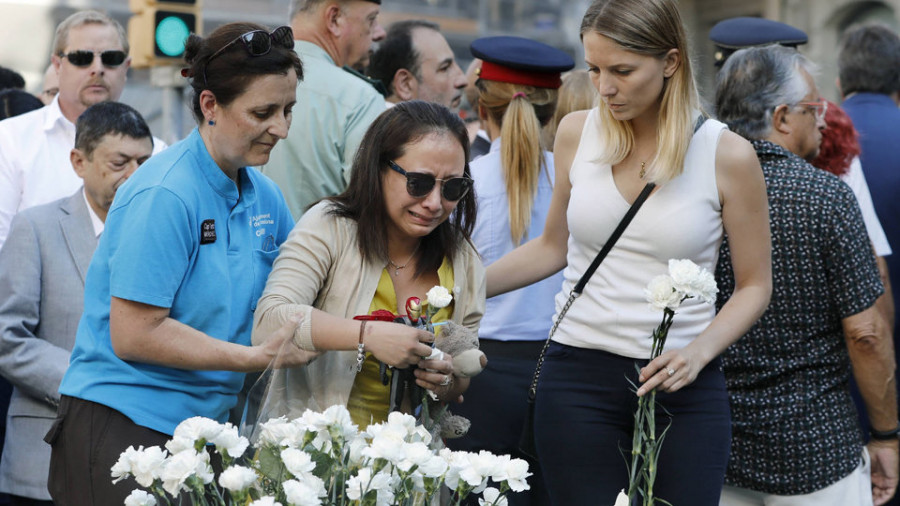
716, 140, 883, 495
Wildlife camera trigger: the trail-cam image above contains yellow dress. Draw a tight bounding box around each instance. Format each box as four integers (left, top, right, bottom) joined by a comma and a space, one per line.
347, 259, 454, 429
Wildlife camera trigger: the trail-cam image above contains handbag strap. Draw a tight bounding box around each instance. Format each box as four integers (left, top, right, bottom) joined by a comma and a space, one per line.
526, 182, 656, 401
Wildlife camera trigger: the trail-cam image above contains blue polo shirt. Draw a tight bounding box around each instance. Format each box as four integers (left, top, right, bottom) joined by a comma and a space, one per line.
59, 128, 294, 435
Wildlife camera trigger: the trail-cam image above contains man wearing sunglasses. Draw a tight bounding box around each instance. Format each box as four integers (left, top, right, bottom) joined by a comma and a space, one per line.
262, 0, 386, 220
0, 10, 165, 252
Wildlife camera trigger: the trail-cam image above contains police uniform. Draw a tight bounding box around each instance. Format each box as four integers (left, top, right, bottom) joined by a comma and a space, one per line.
444, 36, 573, 506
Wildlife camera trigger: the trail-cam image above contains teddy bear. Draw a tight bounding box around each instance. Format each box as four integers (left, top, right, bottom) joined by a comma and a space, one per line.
422, 320, 487, 442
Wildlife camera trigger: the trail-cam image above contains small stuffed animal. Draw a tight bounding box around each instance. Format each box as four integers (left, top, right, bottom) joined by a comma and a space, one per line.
424, 321, 487, 441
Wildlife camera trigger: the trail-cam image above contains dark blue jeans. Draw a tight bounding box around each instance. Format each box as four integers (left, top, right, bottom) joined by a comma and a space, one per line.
534, 342, 731, 505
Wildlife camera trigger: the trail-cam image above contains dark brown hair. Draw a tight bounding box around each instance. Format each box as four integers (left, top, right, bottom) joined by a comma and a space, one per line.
183, 22, 303, 123
328, 100, 475, 277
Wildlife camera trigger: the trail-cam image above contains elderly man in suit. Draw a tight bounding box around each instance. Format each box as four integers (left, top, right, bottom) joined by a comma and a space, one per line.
0, 101, 153, 505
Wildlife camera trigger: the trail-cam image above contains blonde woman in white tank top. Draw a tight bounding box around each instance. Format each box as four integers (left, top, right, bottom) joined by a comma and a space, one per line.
485, 0, 772, 504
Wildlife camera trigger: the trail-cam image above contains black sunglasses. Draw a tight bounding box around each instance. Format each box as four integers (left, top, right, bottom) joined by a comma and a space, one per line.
388, 161, 473, 201
206, 26, 294, 67
59, 50, 127, 68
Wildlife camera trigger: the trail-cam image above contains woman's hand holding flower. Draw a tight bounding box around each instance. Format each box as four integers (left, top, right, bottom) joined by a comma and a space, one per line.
414, 352, 466, 401
636, 346, 704, 396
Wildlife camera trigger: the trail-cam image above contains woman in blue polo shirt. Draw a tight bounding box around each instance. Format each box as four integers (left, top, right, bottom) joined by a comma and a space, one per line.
47, 22, 318, 504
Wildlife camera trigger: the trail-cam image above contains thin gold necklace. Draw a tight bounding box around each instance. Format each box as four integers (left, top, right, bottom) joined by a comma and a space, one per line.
388, 243, 420, 276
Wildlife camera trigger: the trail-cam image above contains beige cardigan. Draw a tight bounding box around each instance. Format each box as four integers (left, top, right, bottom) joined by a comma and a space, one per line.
252, 201, 486, 417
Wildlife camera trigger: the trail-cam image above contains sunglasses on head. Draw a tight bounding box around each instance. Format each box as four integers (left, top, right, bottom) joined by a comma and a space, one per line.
206, 26, 294, 67
388, 161, 473, 201
59, 50, 127, 68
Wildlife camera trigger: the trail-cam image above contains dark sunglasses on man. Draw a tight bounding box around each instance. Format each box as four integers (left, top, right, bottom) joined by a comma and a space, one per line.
58, 50, 127, 68
389, 161, 473, 201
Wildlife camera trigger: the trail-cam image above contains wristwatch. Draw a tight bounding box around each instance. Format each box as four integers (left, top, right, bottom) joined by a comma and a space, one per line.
870, 425, 900, 441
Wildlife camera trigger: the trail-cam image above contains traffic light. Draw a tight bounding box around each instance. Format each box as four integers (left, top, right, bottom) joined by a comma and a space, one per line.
128, 0, 202, 68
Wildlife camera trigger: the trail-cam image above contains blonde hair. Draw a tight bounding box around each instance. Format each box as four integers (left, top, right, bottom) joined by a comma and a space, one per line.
478, 79, 558, 244
543, 70, 598, 148
580, 0, 700, 184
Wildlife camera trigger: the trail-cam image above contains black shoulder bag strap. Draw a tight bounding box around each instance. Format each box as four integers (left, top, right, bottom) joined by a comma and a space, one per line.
527, 181, 655, 402
518, 182, 655, 458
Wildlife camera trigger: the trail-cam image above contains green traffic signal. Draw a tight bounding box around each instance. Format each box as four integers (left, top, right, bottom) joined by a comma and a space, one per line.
154, 11, 194, 58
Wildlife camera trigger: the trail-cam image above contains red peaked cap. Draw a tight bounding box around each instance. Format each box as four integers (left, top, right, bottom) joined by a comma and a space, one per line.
471, 36, 575, 89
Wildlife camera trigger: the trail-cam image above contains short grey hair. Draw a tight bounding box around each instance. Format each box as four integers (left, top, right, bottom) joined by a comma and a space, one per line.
52, 10, 129, 57
715, 44, 816, 140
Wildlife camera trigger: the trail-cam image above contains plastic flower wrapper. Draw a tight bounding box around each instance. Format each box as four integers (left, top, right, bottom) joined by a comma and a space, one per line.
628, 259, 717, 505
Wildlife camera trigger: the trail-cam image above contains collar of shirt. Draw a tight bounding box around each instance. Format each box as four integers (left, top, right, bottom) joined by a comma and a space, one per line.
186, 128, 258, 208
43, 94, 76, 137
488, 136, 502, 154
82, 187, 104, 237
294, 40, 336, 66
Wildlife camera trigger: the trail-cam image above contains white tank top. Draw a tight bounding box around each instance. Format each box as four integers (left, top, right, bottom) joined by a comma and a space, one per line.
553, 109, 726, 358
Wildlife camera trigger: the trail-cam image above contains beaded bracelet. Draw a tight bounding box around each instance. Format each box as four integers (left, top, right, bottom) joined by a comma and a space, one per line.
355, 320, 367, 373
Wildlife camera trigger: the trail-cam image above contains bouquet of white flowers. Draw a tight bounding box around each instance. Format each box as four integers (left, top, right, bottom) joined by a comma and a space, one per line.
627, 259, 717, 506
113, 406, 530, 506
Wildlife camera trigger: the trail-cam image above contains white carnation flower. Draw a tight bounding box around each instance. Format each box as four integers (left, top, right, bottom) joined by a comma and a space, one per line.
614, 489, 630, 506
494, 457, 531, 493
124, 489, 157, 506
668, 259, 703, 293
644, 274, 682, 311
159, 449, 212, 496
172, 416, 224, 443
210, 424, 250, 459
281, 448, 316, 477
459, 451, 498, 492
283, 477, 326, 506
249, 498, 282, 506
695, 268, 719, 304
218, 465, 258, 491
425, 286, 453, 309
346, 435, 369, 466
111, 445, 167, 488
345, 468, 396, 506
417, 453, 448, 478
165, 435, 195, 455
258, 417, 301, 447
479, 487, 508, 506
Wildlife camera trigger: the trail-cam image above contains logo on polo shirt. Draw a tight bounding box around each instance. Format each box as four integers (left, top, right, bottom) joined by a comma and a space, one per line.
201, 219, 216, 244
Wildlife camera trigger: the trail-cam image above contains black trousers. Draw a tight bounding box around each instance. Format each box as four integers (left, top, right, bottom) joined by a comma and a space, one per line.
45, 396, 171, 506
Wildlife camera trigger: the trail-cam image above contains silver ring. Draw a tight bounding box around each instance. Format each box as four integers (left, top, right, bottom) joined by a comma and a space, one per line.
439, 375, 452, 386
666, 368, 676, 377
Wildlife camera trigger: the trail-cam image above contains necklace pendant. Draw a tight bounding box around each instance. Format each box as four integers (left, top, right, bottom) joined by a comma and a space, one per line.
394, 268, 400, 276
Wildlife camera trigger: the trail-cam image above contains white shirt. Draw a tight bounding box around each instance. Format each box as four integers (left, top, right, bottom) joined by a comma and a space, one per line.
82, 188, 103, 237
0, 96, 166, 249
842, 156, 892, 256
556, 111, 726, 358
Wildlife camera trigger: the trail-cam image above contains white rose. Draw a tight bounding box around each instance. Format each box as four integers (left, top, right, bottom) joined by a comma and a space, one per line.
644, 275, 682, 311
425, 286, 453, 309
124, 489, 157, 506
281, 448, 316, 477
218, 465, 258, 491
614, 490, 629, 506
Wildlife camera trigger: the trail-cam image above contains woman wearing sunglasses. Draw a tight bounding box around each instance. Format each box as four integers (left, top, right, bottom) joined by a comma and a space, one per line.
48, 22, 316, 504
253, 100, 485, 430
